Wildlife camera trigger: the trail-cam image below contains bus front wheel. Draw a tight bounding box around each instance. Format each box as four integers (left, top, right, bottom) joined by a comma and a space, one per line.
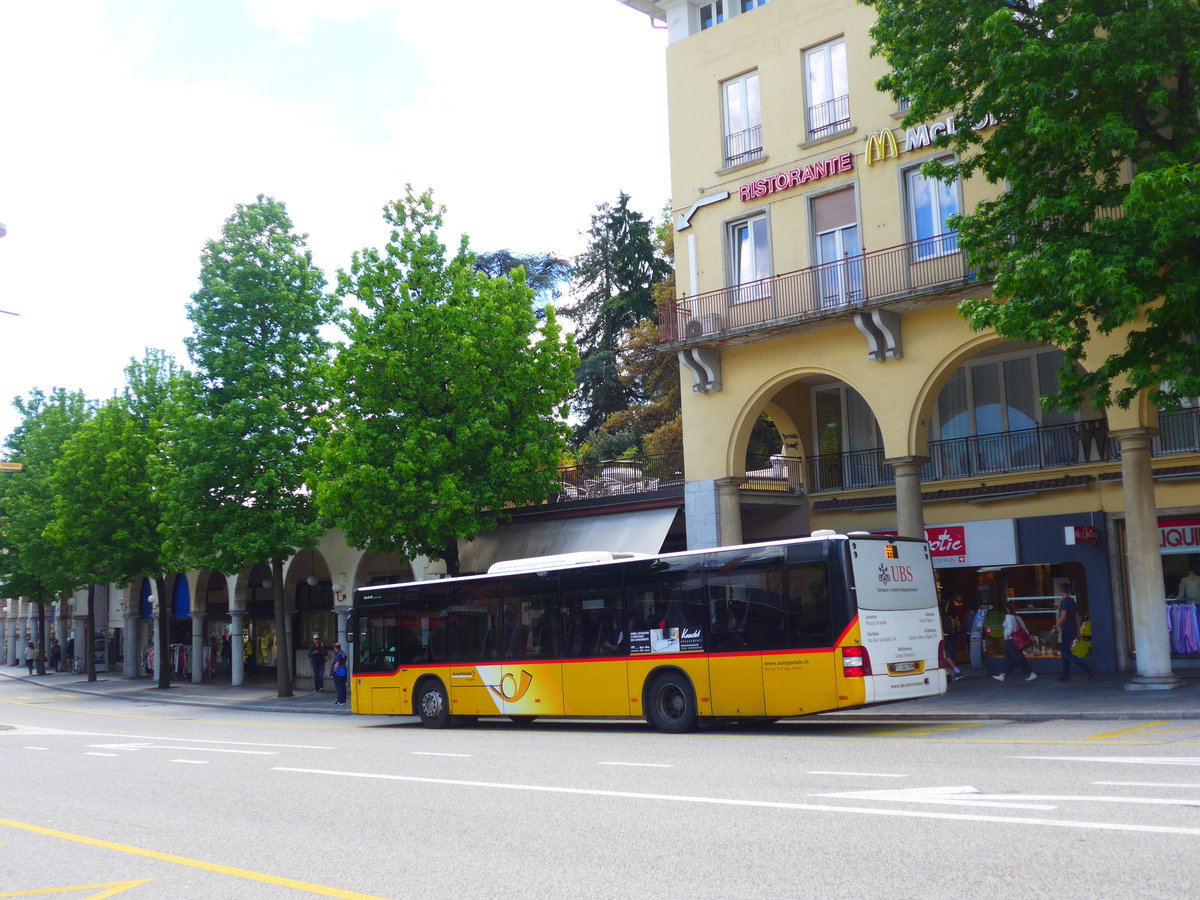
647, 672, 698, 733
415, 679, 452, 729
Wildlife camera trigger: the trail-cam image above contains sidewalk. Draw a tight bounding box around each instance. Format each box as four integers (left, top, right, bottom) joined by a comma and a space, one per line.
3, 665, 1200, 721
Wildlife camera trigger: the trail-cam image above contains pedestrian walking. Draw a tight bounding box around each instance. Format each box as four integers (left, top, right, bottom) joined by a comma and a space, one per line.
1054, 586, 1094, 681
941, 595, 965, 681
331, 642, 348, 706
308, 634, 328, 693
24, 641, 35, 675
993, 601, 1037, 682
48, 638, 61, 673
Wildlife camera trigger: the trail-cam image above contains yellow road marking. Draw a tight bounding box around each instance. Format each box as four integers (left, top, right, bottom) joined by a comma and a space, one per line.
1087, 721, 1170, 740
0, 879, 151, 898
0, 820, 391, 900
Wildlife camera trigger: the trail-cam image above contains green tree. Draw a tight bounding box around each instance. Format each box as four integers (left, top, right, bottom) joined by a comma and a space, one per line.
313, 187, 578, 576
49, 351, 187, 685
864, 0, 1200, 410
163, 195, 335, 697
561, 192, 671, 439
0, 388, 94, 672
474, 250, 572, 315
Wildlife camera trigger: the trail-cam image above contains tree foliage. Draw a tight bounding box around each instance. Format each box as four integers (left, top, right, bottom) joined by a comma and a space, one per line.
865, 0, 1200, 410
561, 192, 671, 438
163, 195, 335, 696
50, 350, 187, 685
314, 187, 578, 576
0, 388, 94, 608
474, 250, 572, 315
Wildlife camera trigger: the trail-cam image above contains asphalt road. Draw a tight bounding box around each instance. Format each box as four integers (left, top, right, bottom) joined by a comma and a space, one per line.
2, 678, 1199, 899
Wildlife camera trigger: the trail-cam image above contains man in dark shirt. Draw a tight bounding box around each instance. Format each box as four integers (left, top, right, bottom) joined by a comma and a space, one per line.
308, 635, 329, 692
1056, 588, 1093, 681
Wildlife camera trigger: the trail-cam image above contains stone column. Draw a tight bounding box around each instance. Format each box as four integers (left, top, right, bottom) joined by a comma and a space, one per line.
1114, 428, 1182, 690
887, 456, 928, 539
715, 476, 747, 547
191, 614, 205, 683
152, 601, 162, 683
124, 610, 138, 679
230, 610, 245, 687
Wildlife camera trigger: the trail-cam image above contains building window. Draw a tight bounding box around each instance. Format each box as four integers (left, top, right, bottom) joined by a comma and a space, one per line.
906, 161, 960, 259
811, 384, 883, 490
722, 71, 762, 167
805, 38, 850, 140
740, 0, 770, 10
699, 1, 725, 30
930, 349, 1082, 476
728, 214, 771, 302
811, 188, 861, 307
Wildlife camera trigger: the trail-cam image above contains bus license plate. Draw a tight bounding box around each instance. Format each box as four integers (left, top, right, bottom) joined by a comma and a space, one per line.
890, 661, 919, 674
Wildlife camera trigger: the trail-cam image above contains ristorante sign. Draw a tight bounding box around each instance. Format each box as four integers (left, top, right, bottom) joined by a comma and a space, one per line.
738, 152, 854, 201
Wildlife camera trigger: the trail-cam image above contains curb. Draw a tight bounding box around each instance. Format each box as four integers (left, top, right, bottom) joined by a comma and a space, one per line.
0, 671, 352, 715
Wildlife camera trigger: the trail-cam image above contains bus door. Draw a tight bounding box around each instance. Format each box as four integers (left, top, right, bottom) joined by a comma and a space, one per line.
495, 574, 564, 717
704, 549, 775, 717
444, 581, 503, 716
559, 566, 630, 716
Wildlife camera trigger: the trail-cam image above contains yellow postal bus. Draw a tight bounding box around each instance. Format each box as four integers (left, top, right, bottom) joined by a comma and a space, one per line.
349, 531, 945, 732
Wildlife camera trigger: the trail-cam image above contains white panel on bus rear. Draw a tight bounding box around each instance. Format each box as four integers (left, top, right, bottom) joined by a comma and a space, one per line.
848, 538, 946, 702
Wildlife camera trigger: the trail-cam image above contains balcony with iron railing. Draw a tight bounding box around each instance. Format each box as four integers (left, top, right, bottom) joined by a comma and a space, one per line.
549, 451, 685, 503
799, 410, 1200, 495
724, 124, 764, 168
539, 412, 1200, 507
807, 94, 851, 140
659, 232, 974, 346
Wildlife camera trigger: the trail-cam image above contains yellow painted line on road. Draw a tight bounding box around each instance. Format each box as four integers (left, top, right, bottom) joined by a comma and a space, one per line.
1087, 721, 1170, 740
0, 820, 391, 900
0, 879, 151, 898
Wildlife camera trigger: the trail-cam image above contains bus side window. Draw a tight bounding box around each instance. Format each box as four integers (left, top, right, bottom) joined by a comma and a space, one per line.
785, 562, 832, 648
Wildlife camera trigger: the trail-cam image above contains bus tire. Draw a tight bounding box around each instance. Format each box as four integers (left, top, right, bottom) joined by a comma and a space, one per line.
415, 678, 452, 729
646, 671, 698, 734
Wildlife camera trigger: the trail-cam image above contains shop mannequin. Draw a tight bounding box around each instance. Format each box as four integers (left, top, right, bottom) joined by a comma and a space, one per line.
1180, 570, 1200, 601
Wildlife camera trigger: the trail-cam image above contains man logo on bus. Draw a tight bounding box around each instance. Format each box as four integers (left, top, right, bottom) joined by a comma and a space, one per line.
488, 669, 534, 703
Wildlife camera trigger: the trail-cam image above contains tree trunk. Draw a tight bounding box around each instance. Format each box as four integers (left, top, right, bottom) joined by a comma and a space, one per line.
272, 557, 292, 698
443, 539, 460, 577
156, 576, 172, 689
85, 584, 96, 683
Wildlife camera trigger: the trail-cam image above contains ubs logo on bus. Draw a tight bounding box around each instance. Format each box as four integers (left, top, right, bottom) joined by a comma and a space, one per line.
878, 563, 915, 584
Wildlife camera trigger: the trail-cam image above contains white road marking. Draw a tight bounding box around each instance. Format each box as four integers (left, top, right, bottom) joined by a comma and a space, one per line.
1095, 781, 1200, 788
411, 752, 473, 758
272, 767, 1200, 837
807, 771, 908, 778
817, 785, 1054, 810
818, 785, 1200, 809
23, 746, 47, 751
85, 752, 119, 757
88, 742, 277, 755
599, 762, 674, 768
1018, 756, 1200, 766
171, 759, 210, 765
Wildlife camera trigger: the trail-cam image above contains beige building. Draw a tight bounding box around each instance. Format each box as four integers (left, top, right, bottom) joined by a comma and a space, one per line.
620, 0, 1197, 685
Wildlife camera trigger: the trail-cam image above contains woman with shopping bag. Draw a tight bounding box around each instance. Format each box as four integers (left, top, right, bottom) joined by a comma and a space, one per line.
993, 601, 1037, 683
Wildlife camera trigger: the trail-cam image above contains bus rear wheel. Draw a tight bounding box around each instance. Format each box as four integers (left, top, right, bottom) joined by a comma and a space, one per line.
415, 679, 452, 729
647, 672, 698, 733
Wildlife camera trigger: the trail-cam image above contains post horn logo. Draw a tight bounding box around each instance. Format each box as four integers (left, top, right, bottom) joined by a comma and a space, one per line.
864, 129, 899, 166
488, 669, 534, 702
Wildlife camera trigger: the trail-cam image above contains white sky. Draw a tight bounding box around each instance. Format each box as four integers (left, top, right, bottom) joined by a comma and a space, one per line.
0, 0, 669, 443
